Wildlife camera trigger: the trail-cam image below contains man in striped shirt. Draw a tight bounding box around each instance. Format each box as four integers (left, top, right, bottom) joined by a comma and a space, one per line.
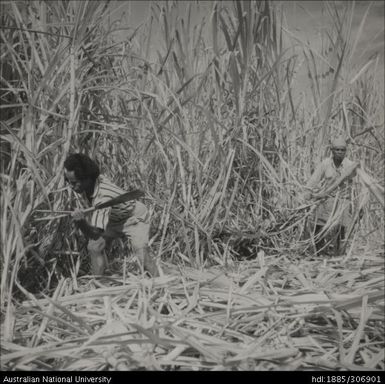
64, 153, 157, 276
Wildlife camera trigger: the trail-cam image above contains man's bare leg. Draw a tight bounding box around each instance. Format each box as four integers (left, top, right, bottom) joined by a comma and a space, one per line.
135, 246, 158, 277
88, 237, 108, 275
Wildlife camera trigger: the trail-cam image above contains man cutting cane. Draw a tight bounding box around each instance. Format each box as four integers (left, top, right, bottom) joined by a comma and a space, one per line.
303, 136, 358, 255
64, 153, 158, 276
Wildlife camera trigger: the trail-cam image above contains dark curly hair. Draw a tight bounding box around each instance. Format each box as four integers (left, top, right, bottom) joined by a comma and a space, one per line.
64, 153, 100, 181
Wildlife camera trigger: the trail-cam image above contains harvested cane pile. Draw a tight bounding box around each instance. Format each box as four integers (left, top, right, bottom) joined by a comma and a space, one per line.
1, 233, 383, 371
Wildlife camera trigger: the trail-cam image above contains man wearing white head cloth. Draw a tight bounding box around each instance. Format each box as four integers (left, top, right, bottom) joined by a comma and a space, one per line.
304, 136, 358, 254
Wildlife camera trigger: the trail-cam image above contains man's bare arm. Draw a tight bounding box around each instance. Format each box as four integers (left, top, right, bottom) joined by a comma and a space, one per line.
72, 209, 104, 240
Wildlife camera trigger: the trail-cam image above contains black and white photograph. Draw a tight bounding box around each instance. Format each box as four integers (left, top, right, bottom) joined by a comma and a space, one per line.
0, 0, 384, 374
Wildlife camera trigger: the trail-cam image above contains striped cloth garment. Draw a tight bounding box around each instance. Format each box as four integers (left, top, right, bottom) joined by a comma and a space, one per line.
75, 176, 136, 230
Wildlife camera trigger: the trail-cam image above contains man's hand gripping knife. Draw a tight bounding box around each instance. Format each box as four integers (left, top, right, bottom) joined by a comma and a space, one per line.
72, 209, 104, 240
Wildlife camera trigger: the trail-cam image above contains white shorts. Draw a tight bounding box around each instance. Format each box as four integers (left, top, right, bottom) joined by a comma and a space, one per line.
103, 201, 150, 251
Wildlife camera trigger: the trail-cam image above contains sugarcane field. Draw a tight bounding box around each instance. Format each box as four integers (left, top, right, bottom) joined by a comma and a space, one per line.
1, 0, 384, 374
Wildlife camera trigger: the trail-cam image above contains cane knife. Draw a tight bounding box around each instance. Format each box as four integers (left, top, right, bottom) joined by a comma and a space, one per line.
34, 189, 145, 221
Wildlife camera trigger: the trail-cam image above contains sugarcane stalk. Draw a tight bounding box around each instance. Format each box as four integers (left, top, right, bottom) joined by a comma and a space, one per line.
356, 168, 384, 208
34, 206, 96, 221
